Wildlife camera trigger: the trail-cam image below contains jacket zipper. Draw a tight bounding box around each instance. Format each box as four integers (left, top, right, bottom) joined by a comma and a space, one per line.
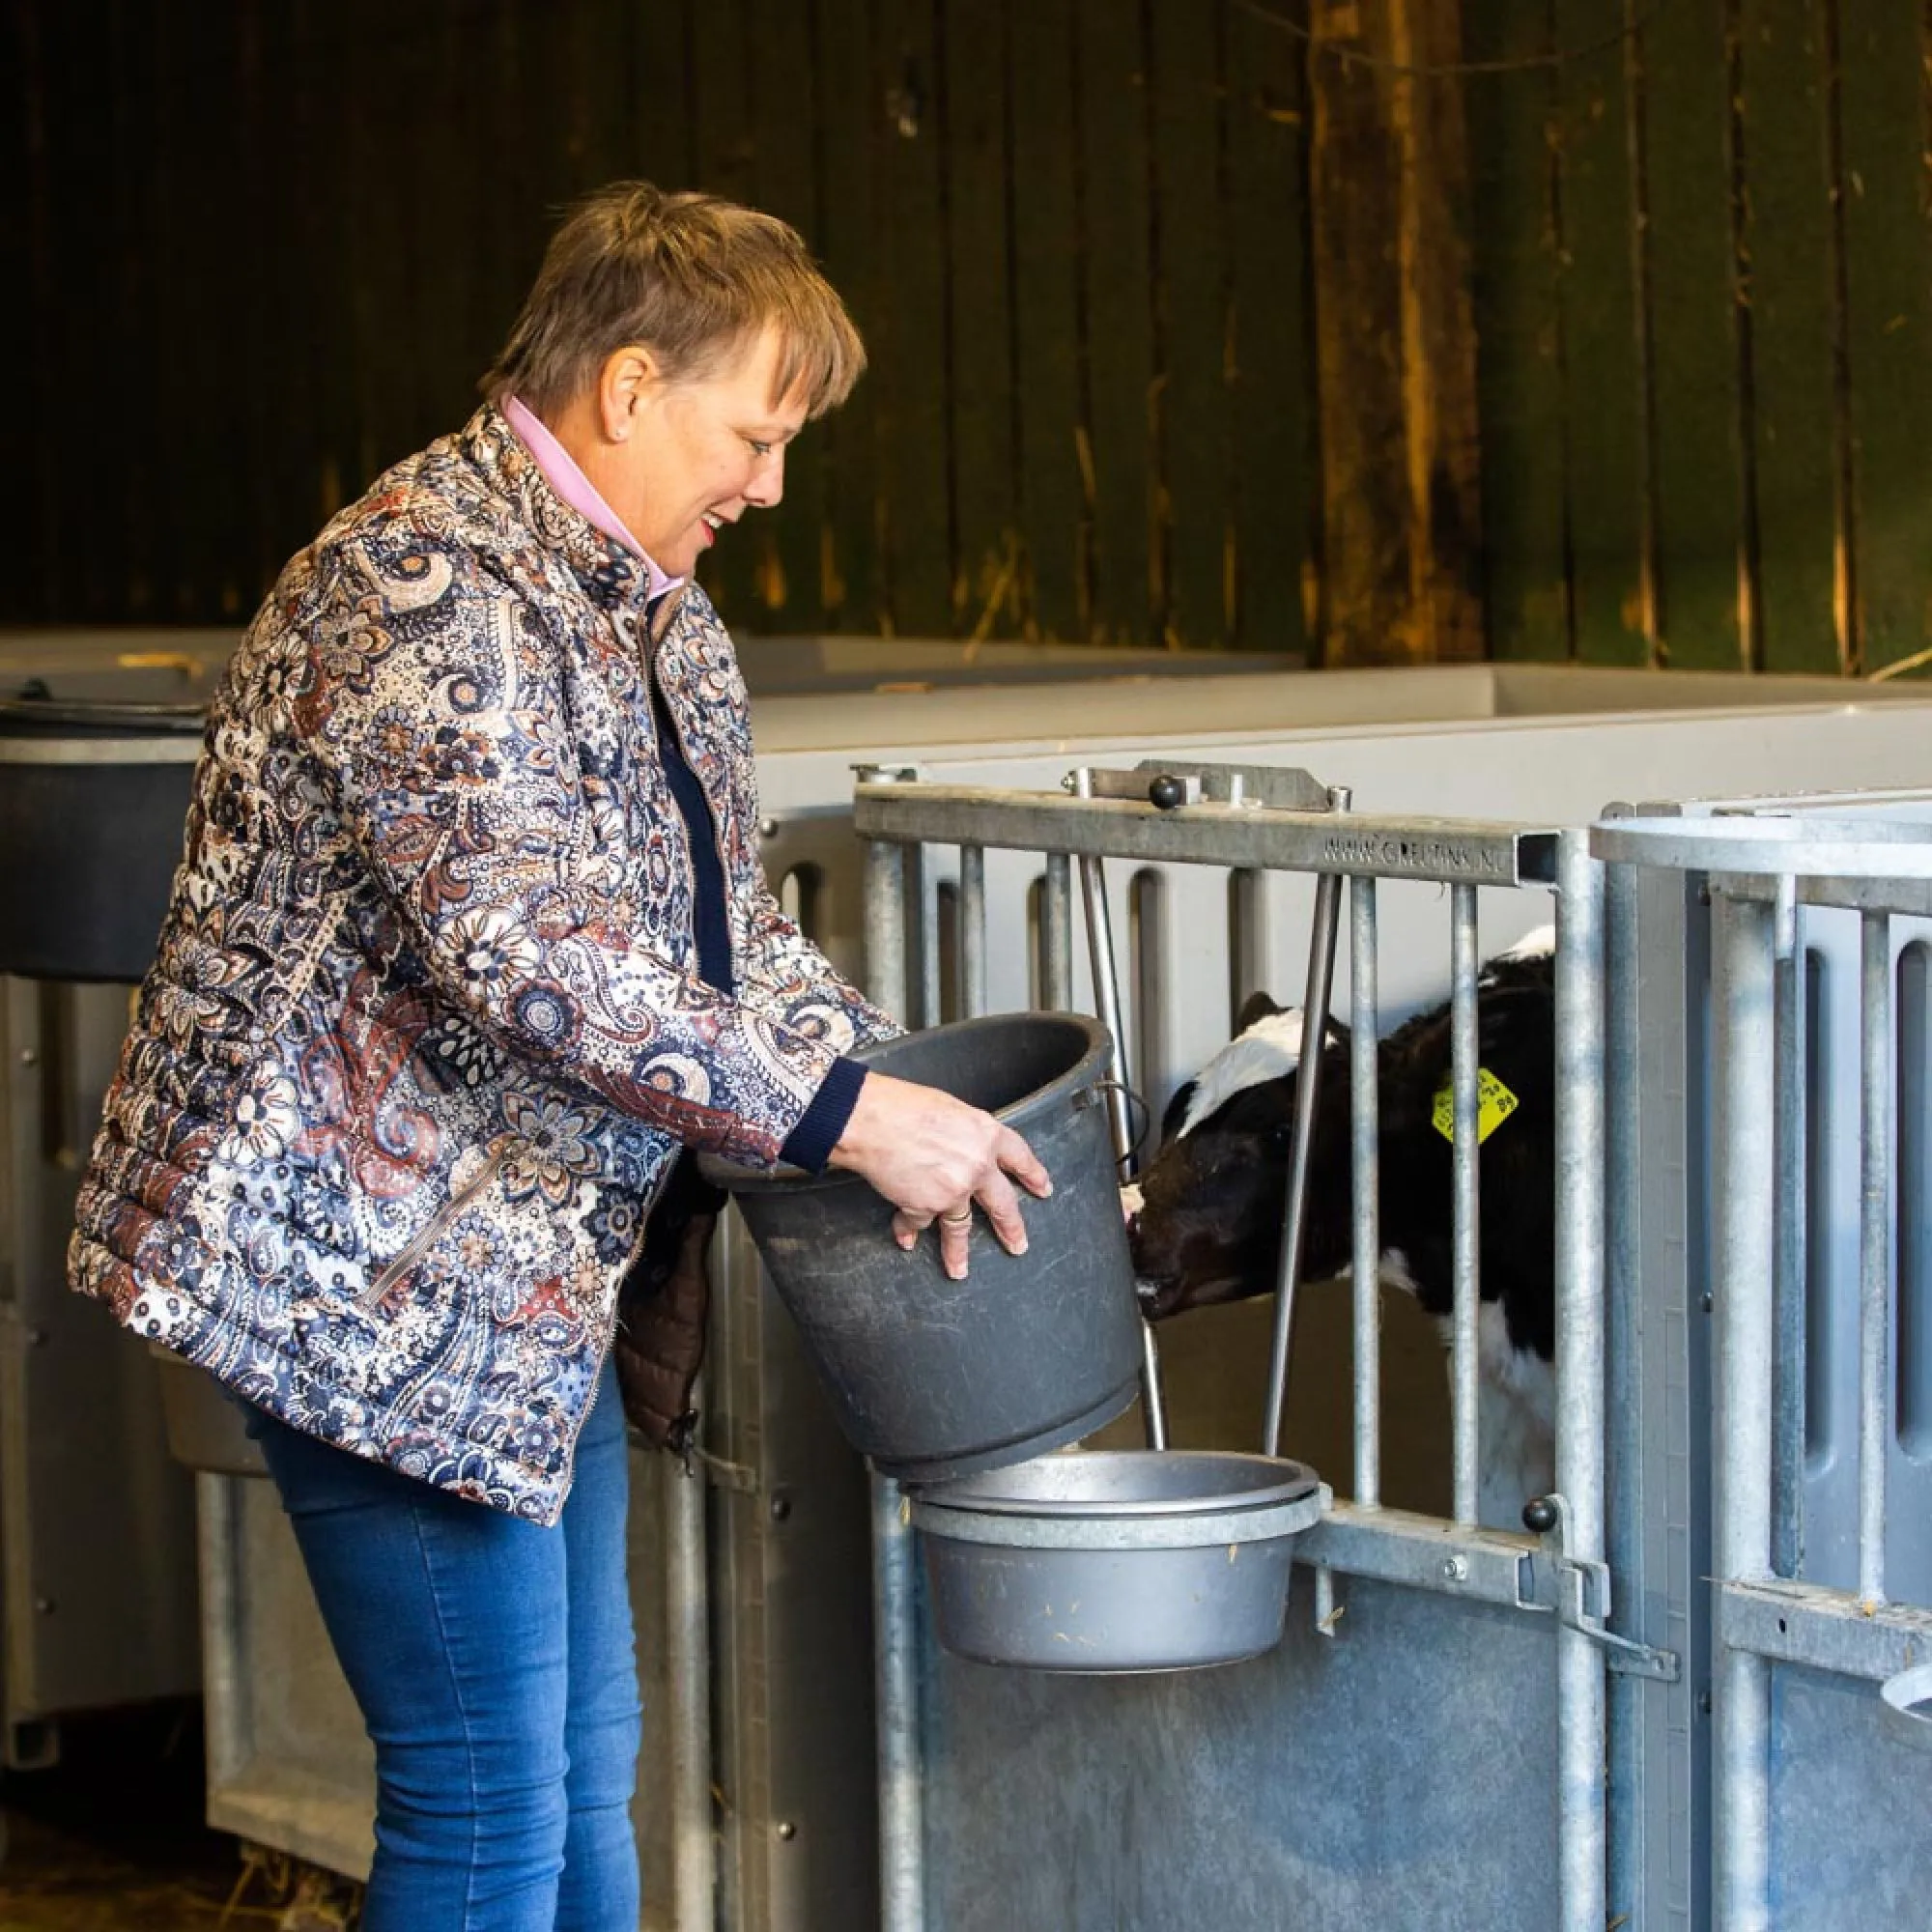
359, 1146, 511, 1309
555, 609, 717, 1489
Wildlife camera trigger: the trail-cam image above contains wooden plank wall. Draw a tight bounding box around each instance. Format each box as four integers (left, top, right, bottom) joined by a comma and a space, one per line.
3, 1, 1928, 676
1472, 0, 1932, 675
0, 0, 1317, 653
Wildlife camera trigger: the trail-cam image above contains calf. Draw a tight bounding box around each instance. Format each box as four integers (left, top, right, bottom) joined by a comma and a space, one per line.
1128, 929, 1557, 1527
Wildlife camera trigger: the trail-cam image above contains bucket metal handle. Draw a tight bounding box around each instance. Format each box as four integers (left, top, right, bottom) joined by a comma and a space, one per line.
1261, 785, 1351, 1459
1083, 1077, 1152, 1169
1070, 767, 1169, 1450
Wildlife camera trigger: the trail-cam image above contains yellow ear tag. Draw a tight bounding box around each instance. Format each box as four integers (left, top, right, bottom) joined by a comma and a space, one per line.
1432, 1067, 1520, 1146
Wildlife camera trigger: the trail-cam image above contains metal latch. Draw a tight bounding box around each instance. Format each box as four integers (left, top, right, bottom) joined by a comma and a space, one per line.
692, 1447, 759, 1495
663, 1411, 760, 1492
1518, 1492, 1681, 1683
1070, 759, 1335, 812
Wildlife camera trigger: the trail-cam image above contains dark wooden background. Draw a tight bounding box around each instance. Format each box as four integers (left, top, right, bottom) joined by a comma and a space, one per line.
4, 0, 1928, 674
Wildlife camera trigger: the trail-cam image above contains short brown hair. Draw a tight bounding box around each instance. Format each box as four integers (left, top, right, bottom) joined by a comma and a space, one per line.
482, 182, 866, 419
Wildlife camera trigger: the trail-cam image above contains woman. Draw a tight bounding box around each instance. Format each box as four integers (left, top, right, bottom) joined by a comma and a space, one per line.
69, 182, 1046, 1930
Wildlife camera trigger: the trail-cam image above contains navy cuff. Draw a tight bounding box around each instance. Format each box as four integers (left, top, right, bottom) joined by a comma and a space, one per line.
780, 1058, 868, 1174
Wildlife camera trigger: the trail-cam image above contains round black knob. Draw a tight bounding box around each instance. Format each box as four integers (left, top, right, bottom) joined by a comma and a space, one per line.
1521, 1495, 1559, 1535
1148, 774, 1185, 810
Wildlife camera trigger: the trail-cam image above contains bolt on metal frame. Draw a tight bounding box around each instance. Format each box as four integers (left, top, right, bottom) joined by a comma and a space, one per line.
856, 760, 1635, 1932
1590, 813, 1932, 1932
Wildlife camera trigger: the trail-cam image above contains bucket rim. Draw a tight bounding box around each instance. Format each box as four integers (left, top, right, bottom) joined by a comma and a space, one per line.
699, 1009, 1116, 1195
913, 1449, 1321, 1520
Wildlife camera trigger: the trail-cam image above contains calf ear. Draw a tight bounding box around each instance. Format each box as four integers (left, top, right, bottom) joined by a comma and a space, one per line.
1324, 1016, 1353, 1047
1158, 1080, 1197, 1147
1235, 988, 1282, 1032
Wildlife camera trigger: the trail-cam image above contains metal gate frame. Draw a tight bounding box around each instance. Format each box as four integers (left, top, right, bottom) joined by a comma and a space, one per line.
1595, 814, 1932, 1931
853, 760, 1659, 1932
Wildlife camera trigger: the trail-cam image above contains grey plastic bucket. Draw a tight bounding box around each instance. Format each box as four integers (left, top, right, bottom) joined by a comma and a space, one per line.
702, 1011, 1143, 1485
911, 1450, 1324, 1672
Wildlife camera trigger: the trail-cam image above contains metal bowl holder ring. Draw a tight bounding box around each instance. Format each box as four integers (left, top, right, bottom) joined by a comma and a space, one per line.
906, 765, 1339, 1674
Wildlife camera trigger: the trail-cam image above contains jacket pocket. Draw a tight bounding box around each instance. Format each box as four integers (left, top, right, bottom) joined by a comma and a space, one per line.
359, 1146, 510, 1308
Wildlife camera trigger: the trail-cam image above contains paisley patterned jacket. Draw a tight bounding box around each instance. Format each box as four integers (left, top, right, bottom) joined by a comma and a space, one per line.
68, 407, 895, 1523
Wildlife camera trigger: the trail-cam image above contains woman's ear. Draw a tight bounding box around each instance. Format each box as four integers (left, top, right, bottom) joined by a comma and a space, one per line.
1235, 988, 1281, 1033
597, 345, 666, 441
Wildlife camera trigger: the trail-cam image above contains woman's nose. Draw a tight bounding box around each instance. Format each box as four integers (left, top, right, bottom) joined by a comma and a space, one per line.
743, 449, 785, 508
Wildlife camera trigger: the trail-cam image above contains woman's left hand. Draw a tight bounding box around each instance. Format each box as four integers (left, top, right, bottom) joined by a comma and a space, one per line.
826, 1071, 1052, 1280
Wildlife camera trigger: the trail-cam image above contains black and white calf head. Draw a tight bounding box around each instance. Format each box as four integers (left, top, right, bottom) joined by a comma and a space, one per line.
1128, 990, 1352, 1321
1127, 926, 1559, 1363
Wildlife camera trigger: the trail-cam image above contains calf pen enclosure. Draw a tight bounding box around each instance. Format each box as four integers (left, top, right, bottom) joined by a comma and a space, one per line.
855, 769, 1932, 1932
12, 649, 1932, 1927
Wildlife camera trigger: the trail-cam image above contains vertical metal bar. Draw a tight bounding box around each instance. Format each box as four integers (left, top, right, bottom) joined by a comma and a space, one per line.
1771, 875, 1806, 1577
1262, 865, 1345, 1459
666, 1392, 714, 1932
1449, 883, 1481, 1525
860, 790, 923, 1932
864, 838, 911, 1027
1229, 867, 1265, 1019
872, 1470, 924, 1932
1130, 870, 1167, 1123
1040, 853, 1073, 1013
1068, 772, 1166, 1448
193, 1472, 250, 1795
959, 844, 987, 1019
1136, 1321, 1170, 1451
1711, 889, 1776, 1932
1602, 855, 1642, 1927
915, 844, 941, 1028
1553, 833, 1608, 1932
1070, 771, 1134, 1158
1350, 874, 1382, 1507
1860, 909, 1893, 1605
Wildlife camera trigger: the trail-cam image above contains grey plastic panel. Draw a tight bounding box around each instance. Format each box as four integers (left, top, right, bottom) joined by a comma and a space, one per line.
1767, 1661, 1932, 1924
921, 1579, 1558, 1932
1620, 788, 1932, 1931
0, 978, 200, 1747
1656, 792, 1932, 1609
1609, 867, 1713, 1932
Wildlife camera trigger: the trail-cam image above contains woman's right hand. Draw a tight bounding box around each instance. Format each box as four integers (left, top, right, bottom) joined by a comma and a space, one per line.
826, 1072, 1052, 1281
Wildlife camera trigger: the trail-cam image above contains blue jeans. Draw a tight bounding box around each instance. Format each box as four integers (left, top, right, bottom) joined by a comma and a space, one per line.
242, 1361, 642, 1932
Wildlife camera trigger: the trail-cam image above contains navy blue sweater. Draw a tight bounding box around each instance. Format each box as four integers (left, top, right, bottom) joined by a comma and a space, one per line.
648, 671, 864, 1171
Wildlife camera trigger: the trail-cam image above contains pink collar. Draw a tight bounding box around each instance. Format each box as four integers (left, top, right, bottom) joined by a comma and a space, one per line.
502, 395, 684, 603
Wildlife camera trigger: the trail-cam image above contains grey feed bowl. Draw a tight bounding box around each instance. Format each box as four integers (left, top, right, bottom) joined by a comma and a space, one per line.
911, 1450, 1324, 1673
1879, 1662, 1932, 1754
